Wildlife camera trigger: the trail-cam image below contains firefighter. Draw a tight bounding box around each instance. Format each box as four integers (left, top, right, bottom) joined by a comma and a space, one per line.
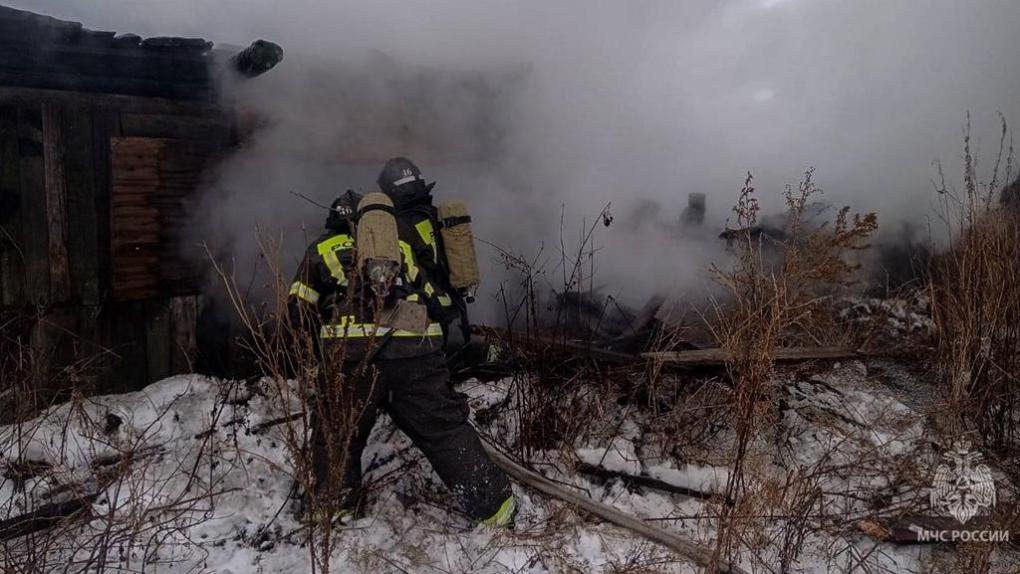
375, 157, 490, 368
288, 186, 515, 527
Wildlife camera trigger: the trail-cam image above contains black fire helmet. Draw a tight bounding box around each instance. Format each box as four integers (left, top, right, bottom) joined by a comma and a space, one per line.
376, 157, 436, 208
325, 189, 362, 232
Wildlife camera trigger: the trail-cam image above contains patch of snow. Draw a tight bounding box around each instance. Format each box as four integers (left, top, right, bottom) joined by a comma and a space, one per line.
0, 362, 1014, 573
645, 463, 730, 495
576, 437, 642, 475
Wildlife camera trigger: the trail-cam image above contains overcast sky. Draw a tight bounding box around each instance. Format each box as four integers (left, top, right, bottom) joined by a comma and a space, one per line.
11, 0, 1020, 306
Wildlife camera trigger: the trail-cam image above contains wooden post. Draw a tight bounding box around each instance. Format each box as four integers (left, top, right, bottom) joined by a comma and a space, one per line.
18, 107, 50, 305
42, 103, 70, 303
170, 295, 198, 373
62, 106, 100, 305
0, 105, 23, 306
91, 108, 120, 302
144, 298, 171, 383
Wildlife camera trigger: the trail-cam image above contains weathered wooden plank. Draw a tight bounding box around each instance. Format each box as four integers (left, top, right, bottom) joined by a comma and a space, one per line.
472, 326, 637, 364
641, 346, 858, 366
110, 136, 163, 155
145, 298, 171, 383
90, 109, 118, 302
0, 493, 97, 541
169, 295, 198, 373
18, 107, 50, 305
0, 71, 214, 103
109, 136, 161, 302
75, 304, 102, 394
0, 86, 223, 117
121, 113, 232, 143
0, 105, 24, 306
107, 135, 218, 302
61, 105, 100, 304
101, 301, 148, 393
576, 462, 724, 502
0, 43, 212, 83
41, 103, 71, 303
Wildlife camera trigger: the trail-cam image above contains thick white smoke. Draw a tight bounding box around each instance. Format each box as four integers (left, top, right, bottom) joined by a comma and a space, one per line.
13, 0, 1020, 318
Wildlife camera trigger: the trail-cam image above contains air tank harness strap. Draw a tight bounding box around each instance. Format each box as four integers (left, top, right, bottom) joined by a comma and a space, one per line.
440, 215, 472, 227
357, 202, 396, 217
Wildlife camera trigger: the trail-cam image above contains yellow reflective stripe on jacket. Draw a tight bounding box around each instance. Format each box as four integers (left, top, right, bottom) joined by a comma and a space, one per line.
413, 219, 452, 307
398, 241, 419, 282
289, 281, 320, 304
415, 218, 438, 259
316, 234, 354, 286
320, 322, 444, 339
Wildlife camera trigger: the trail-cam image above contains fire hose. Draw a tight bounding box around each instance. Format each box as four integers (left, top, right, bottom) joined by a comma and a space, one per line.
480, 441, 750, 574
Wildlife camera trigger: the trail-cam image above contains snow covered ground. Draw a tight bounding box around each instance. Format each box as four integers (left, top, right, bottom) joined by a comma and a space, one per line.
0, 361, 1016, 573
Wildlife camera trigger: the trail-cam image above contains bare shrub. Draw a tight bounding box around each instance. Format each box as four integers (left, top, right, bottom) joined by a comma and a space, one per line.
206, 230, 379, 573
0, 377, 235, 573
706, 170, 877, 569
481, 204, 622, 458
0, 311, 36, 424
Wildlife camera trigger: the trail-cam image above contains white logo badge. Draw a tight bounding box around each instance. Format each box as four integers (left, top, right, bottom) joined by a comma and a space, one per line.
930, 441, 996, 525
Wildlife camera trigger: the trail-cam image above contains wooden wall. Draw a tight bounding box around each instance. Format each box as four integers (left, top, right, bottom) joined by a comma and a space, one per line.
0, 86, 233, 396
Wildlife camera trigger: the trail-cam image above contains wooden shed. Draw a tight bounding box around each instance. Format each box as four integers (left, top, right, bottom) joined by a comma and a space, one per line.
0, 6, 273, 401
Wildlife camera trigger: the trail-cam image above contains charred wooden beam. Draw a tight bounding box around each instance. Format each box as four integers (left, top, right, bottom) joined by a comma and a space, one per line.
41, 103, 70, 302
229, 40, 283, 78
642, 346, 858, 366
472, 325, 636, 365
575, 462, 726, 502
0, 494, 97, 541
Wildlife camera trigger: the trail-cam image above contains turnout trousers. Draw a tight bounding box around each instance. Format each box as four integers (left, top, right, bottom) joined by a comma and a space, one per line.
311, 349, 511, 521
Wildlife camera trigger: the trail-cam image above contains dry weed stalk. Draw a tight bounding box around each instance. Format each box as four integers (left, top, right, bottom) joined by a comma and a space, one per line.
484, 204, 620, 459
929, 113, 1020, 451
205, 229, 380, 574
707, 170, 877, 569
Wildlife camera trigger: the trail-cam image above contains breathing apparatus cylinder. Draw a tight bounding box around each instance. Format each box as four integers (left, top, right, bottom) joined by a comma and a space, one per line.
355, 193, 401, 290
437, 200, 481, 301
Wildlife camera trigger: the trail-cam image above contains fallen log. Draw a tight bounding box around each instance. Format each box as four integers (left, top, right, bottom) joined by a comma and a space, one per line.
0, 494, 97, 541
473, 325, 861, 369
481, 441, 749, 574
642, 346, 858, 366
472, 326, 636, 364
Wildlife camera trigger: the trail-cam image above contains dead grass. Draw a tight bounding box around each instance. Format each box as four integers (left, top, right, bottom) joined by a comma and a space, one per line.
206, 229, 384, 574
705, 169, 878, 570
928, 114, 1020, 451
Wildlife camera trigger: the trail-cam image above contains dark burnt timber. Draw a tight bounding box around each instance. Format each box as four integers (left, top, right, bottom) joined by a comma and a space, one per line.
472, 325, 638, 365
576, 462, 728, 502
0, 6, 282, 100
471, 325, 858, 371
0, 6, 214, 100
0, 494, 98, 541
230, 40, 284, 78
0, 6, 282, 400
643, 346, 859, 366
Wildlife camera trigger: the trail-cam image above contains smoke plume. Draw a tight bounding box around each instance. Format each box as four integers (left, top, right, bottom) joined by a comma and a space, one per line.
12, 0, 1020, 317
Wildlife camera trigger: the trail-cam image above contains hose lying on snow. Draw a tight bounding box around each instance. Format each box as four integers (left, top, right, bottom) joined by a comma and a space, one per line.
481, 442, 750, 574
